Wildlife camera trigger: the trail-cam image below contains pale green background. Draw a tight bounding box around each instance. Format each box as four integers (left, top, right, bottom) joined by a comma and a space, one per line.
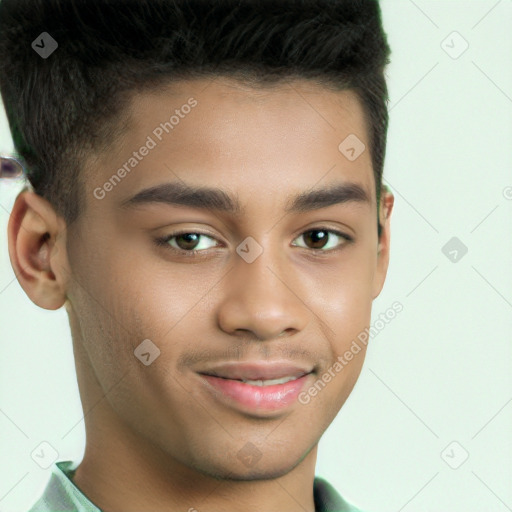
1, 1, 511, 511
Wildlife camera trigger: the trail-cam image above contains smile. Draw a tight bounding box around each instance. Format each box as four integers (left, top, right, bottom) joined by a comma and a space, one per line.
198, 371, 313, 413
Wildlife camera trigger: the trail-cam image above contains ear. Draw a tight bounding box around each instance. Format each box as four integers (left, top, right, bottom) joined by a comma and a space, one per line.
372, 184, 394, 299
7, 188, 70, 310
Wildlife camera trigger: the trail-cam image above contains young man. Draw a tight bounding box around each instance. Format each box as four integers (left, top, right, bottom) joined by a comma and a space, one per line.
1, 0, 394, 511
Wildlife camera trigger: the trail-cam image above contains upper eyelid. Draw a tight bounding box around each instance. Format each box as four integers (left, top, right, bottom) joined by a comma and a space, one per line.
164, 230, 220, 245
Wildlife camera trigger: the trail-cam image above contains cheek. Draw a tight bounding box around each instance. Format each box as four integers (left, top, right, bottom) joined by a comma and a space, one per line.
307, 246, 377, 319
303, 244, 376, 373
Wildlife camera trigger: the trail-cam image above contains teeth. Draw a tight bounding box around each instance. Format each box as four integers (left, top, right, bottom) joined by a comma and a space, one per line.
241, 376, 297, 386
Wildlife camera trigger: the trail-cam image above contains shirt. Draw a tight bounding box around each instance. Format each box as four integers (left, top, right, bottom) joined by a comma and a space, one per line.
27, 460, 366, 512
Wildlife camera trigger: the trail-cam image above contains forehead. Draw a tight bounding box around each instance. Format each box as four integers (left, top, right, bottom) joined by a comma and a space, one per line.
84, 77, 375, 216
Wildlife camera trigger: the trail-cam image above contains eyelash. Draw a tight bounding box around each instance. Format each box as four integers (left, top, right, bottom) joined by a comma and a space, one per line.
154, 228, 353, 257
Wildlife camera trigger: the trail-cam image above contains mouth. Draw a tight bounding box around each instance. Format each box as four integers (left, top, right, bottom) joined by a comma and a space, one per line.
196, 361, 314, 413
205, 375, 302, 386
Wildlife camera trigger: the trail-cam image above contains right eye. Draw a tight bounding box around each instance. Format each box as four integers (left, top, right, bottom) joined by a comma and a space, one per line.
154, 231, 221, 254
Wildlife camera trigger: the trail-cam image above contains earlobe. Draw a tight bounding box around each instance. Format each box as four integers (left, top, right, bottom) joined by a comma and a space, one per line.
7, 190, 69, 310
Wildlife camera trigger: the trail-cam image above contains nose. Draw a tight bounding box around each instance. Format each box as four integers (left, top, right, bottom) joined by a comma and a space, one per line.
216, 242, 310, 341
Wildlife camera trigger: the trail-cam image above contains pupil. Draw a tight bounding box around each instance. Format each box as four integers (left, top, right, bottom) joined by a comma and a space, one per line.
177, 233, 199, 250
305, 230, 327, 249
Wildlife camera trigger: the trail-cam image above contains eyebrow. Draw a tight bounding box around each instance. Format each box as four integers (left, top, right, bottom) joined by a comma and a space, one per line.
119, 181, 370, 215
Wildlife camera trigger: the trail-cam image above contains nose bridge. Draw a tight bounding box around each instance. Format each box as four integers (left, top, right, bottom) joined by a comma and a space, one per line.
236, 239, 286, 296
217, 237, 309, 339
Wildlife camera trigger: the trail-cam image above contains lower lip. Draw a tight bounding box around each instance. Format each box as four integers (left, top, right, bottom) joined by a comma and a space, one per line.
200, 374, 311, 412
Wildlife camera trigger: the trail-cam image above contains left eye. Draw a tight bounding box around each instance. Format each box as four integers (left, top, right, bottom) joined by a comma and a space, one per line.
291, 229, 352, 251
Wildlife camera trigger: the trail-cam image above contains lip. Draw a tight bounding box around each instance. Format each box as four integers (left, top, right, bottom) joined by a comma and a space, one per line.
198, 361, 313, 381
197, 361, 314, 413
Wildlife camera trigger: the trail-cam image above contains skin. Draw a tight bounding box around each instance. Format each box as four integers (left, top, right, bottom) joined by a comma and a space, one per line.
8, 77, 393, 512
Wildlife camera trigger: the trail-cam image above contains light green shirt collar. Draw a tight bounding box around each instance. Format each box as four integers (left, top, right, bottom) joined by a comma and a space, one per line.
28, 460, 364, 512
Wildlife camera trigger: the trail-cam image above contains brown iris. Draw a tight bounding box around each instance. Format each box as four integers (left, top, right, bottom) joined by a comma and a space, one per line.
302, 230, 330, 249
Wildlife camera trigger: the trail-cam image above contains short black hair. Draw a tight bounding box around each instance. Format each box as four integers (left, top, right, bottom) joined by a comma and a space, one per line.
0, 0, 391, 229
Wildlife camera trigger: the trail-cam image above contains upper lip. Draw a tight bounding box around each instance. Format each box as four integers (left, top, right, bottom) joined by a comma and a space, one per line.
198, 361, 314, 381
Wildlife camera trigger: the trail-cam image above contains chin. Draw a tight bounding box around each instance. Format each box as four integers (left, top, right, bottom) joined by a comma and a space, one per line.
209, 462, 300, 482
189, 446, 311, 482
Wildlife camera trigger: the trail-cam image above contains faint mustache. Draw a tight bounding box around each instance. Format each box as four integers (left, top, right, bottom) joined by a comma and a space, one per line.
176, 345, 322, 370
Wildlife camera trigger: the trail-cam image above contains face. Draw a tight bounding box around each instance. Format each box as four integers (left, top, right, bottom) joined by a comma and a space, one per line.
10, 77, 393, 481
